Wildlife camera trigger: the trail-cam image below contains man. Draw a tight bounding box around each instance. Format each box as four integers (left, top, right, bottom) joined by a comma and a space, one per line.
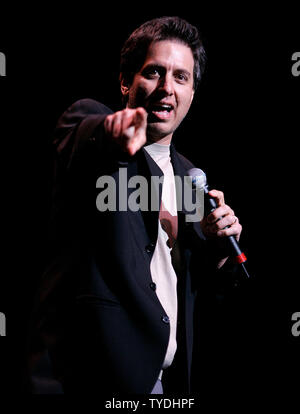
28, 16, 243, 394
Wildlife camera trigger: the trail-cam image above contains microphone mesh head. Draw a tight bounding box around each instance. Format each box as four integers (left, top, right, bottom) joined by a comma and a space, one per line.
188, 168, 207, 189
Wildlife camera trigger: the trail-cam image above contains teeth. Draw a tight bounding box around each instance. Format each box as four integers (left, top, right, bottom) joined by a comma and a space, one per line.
153, 104, 173, 112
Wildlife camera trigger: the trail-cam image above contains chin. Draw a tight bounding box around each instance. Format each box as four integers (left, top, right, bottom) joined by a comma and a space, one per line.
147, 123, 174, 140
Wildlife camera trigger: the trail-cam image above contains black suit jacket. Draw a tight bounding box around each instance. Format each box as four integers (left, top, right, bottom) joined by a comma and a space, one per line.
28, 98, 240, 394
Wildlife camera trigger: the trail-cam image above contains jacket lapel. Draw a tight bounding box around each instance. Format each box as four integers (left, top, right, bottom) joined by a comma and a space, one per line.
137, 148, 164, 246
126, 144, 204, 252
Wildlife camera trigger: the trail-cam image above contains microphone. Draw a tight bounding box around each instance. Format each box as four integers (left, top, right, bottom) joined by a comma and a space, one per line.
188, 168, 250, 278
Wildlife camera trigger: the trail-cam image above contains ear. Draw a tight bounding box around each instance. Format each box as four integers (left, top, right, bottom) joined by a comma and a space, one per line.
120, 74, 130, 97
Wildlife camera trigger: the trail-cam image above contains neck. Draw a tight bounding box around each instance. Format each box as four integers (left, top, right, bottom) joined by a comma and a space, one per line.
147, 134, 172, 146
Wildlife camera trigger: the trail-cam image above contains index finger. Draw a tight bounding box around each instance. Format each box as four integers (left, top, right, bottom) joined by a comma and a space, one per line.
134, 107, 148, 128
208, 189, 225, 207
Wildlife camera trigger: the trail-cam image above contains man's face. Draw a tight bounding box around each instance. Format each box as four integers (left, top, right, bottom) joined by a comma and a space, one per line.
122, 40, 195, 144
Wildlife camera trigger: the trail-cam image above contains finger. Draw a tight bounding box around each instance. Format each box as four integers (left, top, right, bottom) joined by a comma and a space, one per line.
126, 109, 147, 155
208, 189, 225, 206
121, 107, 146, 139
121, 108, 136, 132
104, 114, 113, 134
217, 221, 242, 238
120, 107, 147, 132
125, 127, 139, 155
127, 140, 140, 156
134, 107, 148, 129
126, 130, 147, 155
212, 214, 238, 231
207, 205, 234, 223
111, 111, 123, 138
117, 109, 138, 151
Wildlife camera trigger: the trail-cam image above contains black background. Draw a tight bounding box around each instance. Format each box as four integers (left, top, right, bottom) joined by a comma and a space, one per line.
0, 3, 299, 407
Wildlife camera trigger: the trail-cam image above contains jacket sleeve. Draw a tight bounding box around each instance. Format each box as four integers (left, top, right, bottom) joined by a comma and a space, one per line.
52, 98, 114, 170
48, 98, 120, 252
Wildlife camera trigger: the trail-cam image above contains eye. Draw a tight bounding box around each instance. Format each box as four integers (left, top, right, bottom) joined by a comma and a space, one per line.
174, 71, 189, 83
142, 65, 163, 79
144, 68, 160, 78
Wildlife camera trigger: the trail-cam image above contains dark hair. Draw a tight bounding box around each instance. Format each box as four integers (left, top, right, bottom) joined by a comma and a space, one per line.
120, 16, 207, 91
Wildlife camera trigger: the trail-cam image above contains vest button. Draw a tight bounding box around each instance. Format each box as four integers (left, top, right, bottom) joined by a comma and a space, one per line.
161, 315, 170, 324
150, 282, 156, 291
145, 242, 155, 253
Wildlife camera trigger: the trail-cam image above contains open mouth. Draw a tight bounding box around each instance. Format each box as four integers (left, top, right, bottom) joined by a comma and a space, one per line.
148, 103, 174, 120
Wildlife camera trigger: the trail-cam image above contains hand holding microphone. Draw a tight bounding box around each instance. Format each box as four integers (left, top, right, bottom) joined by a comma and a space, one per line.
188, 168, 250, 278
201, 188, 242, 242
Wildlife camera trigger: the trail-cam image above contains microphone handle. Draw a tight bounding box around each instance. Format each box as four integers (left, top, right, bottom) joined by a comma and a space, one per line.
203, 184, 248, 267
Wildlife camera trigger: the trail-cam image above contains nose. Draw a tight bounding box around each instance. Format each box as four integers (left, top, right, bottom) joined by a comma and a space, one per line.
159, 73, 174, 96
